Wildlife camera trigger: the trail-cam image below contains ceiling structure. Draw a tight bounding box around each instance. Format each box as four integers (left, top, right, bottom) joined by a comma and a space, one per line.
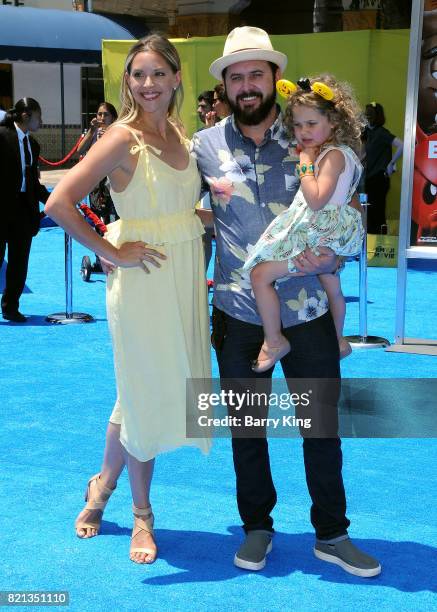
93, 1, 248, 17
91, 1, 412, 35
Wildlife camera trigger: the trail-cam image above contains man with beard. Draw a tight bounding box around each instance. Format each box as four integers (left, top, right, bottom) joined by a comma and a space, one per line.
192, 26, 380, 577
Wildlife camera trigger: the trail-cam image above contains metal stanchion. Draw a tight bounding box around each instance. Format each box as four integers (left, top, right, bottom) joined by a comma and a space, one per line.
344, 193, 390, 350
46, 231, 94, 324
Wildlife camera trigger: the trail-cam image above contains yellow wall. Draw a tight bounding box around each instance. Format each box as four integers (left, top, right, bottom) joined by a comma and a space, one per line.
102, 29, 410, 230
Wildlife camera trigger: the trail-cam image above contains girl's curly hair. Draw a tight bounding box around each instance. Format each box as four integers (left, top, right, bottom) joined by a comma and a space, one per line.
283, 74, 366, 153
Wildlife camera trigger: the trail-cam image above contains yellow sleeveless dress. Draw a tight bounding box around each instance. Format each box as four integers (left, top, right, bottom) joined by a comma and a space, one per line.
105, 125, 211, 462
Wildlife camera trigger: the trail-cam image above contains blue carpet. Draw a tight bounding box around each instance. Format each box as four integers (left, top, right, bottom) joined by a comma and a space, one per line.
1, 227, 436, 612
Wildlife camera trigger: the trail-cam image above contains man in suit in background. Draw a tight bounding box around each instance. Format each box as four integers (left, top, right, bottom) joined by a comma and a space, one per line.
0, 98, 50, 322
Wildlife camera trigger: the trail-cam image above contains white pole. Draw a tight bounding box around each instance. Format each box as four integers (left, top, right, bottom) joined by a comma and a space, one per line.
394, 0, 424, 344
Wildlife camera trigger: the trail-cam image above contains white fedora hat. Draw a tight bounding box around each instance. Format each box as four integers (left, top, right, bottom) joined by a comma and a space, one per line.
209, 26, 287, 80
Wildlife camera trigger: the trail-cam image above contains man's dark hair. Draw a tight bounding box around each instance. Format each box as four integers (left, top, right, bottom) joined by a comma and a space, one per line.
197, 90, 214, 106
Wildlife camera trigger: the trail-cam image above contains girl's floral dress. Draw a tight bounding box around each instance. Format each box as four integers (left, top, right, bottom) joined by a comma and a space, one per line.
243, 145, 364, 274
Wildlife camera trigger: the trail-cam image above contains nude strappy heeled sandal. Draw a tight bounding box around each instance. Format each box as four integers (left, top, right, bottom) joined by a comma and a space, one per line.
75, 473, 116, 538
130, 504, 157, 564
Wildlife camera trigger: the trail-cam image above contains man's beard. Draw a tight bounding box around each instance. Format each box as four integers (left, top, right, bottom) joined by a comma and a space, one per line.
227, 89, 277, 126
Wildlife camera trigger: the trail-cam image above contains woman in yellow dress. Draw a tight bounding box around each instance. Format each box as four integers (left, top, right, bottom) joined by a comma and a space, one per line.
45, 34, 211, 565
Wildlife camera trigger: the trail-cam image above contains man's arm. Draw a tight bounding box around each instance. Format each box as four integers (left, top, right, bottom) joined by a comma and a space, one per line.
293, 247, 338, 275
37, 181, 51, 204
33, 141, 51, 204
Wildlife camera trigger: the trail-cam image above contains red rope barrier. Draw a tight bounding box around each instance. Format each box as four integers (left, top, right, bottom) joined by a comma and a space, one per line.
39, 134, 84, 167
78, 203, 107, 234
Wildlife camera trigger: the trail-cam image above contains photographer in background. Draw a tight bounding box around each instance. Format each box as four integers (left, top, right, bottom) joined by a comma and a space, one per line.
77, 102, 118, 156
78, 102, 119, 228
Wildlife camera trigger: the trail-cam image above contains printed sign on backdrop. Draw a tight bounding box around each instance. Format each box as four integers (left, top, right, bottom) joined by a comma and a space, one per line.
412, 2, 437, 246
367, 234, 398, 267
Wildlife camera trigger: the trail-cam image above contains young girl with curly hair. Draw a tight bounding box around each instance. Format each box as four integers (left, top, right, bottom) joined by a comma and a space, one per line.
244, 74, 366, 371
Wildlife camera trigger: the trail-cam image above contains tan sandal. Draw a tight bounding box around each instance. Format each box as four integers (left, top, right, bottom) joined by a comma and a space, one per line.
130, 504, 157, 564
75, 473, 116, 538
252, 339, 291, 373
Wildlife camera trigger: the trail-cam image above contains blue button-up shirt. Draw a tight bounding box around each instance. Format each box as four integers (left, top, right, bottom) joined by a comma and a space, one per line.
192, 110, 329, 327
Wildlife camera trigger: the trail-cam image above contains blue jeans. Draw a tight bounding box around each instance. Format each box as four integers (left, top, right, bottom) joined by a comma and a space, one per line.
212, 307, 350, 540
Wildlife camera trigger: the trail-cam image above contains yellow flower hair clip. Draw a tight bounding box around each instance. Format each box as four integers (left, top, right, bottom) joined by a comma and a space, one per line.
276, 77, 335, 102
276, 79, 297, 98
311, 82, 335, 101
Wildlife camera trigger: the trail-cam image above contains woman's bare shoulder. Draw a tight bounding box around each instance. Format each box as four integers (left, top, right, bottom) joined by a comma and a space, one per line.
105, 123, 138, 144
89, 124, 139, 163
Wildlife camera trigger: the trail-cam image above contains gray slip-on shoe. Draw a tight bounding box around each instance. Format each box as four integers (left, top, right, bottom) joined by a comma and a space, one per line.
314, 536, 381, 578
234, 530, 273, 571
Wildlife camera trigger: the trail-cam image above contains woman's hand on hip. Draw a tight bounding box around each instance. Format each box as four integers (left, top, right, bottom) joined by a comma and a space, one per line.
100, 255, 116, 275
116, 241, 167, 273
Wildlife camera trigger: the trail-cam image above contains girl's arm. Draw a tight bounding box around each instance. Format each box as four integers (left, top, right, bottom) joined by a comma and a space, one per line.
299, 148, 345, 211
45, 128, 164, 268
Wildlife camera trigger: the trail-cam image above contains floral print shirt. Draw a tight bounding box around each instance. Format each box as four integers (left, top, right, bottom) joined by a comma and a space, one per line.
191, 110, 329, 327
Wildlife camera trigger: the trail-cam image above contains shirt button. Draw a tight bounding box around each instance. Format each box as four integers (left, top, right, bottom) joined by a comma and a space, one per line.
261, 202, 266, 207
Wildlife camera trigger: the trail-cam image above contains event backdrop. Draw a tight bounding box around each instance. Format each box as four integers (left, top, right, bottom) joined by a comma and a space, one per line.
102, 29, 409, 232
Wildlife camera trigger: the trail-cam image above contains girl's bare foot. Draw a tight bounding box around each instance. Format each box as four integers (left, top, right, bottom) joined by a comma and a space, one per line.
252, 337, 291, 373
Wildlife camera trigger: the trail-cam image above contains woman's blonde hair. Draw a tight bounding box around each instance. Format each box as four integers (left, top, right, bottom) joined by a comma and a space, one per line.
116, 33, 183, 127
283, 74, 365, 153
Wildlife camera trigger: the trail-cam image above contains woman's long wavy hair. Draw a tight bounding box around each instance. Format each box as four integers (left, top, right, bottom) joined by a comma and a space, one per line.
0, 97, 41, 128
115, 33, 183, 127
283, 74, 366, 153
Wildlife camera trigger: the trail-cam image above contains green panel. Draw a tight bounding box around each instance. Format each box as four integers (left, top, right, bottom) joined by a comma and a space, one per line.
102, 40, 133, 110
367, 29, 410, 228
175, 36, 227, 134
290, 30, 371, 103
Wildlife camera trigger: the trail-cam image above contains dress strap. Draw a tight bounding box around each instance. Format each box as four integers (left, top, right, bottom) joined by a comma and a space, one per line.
113, 124, 161, 208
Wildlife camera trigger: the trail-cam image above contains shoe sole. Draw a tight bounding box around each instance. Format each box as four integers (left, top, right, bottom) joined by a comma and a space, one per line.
234, 540, 273, 571
314, 547, 381, 577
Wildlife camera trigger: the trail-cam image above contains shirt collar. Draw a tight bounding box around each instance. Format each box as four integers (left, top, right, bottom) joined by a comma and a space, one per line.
231, 105, 285, 144
14, 123, 29, 141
